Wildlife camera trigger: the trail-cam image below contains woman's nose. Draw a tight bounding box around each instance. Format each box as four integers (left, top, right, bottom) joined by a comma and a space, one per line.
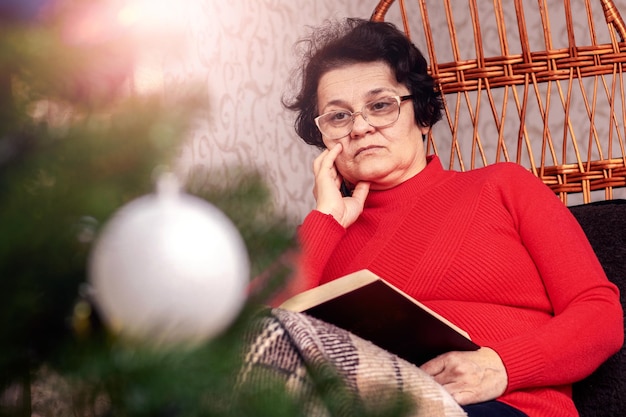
350, 112, 374, 138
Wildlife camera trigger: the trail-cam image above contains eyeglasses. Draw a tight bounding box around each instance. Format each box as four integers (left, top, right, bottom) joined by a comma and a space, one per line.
314, 95, 413, 140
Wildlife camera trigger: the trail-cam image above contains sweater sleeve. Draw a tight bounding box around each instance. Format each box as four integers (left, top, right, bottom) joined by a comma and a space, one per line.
487, 164, 624, 392
296, 209, 347, 288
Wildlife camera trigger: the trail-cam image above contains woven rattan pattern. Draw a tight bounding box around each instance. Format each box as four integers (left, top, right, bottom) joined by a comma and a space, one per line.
372, 0, 626, 204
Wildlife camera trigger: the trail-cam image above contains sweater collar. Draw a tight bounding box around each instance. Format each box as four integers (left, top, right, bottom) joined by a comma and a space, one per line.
364, 155, 451, 208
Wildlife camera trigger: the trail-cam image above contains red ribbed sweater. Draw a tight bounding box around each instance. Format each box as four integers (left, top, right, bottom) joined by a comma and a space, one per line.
297, 155, 623, 417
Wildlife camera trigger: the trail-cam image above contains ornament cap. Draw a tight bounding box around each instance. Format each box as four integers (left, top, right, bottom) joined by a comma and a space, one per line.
155, 171, 181, 199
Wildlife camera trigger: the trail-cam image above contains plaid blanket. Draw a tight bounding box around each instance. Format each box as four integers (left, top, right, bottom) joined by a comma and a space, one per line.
237, 308, 467, 417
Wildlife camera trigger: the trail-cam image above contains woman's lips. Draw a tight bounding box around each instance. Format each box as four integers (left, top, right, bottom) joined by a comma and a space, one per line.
355, 145, 383, 157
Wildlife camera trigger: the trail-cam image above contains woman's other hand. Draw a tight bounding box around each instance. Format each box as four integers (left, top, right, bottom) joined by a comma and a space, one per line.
420, 347, 508, 406
313, 143, 370, 228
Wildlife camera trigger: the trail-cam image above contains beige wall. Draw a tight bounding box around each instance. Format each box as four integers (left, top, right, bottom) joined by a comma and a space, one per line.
166, 1, 373, 223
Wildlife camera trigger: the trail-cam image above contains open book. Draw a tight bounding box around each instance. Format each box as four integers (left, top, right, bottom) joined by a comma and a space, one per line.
279, 269, 479, 366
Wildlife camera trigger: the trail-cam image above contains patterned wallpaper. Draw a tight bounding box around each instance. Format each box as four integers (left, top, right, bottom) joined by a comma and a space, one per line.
159, 0, 626, 222
164, 0, 373, 223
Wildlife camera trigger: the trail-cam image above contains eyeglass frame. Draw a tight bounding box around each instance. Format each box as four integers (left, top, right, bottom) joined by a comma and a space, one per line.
314, 94, 413, 140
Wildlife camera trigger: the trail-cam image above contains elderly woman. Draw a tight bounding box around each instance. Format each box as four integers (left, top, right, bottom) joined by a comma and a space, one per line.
271, 18, 622, 417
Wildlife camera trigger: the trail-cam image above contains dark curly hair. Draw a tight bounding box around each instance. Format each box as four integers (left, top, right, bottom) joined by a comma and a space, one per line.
283, 18, 443, 149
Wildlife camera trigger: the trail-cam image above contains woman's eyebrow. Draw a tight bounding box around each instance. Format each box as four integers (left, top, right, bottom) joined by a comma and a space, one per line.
320, 99, 352, 113
366, 87, 396, 98
321, 87, 398, 112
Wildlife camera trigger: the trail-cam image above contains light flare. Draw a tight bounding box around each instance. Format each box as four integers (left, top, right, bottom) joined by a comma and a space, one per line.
116, 0, 187, 34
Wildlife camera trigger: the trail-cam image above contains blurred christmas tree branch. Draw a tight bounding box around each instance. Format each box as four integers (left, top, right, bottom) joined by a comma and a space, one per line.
0, 1, 416, 416
0, 1, 300, 415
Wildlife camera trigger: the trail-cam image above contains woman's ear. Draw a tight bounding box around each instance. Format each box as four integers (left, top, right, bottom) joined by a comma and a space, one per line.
419, 124, 430, 136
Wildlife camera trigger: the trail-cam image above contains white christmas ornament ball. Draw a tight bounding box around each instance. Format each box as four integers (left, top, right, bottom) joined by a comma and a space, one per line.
89, 174, 249, 346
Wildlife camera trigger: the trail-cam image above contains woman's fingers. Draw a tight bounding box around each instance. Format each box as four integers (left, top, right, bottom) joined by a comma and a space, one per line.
312, 145, 370, 228
420, 348, 508, 406
313, 144, 342, 176
350, 181, 370, 206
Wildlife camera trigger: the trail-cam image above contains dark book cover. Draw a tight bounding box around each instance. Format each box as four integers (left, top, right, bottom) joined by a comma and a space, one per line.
280, 270, 479, 366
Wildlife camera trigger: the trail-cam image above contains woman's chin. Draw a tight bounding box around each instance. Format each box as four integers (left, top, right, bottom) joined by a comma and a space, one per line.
350, 171, 394, 188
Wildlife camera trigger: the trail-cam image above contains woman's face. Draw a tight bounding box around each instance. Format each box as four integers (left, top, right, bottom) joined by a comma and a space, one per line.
316, 61, 430, 190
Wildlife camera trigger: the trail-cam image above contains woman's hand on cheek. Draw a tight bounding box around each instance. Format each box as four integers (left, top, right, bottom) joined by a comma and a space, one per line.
313, 143, 370, 228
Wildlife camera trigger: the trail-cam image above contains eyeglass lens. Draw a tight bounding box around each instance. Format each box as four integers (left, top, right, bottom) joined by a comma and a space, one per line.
316, 96, 402, 139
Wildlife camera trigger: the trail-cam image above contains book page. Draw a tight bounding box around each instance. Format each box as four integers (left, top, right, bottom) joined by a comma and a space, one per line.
279, 270, 379, 311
